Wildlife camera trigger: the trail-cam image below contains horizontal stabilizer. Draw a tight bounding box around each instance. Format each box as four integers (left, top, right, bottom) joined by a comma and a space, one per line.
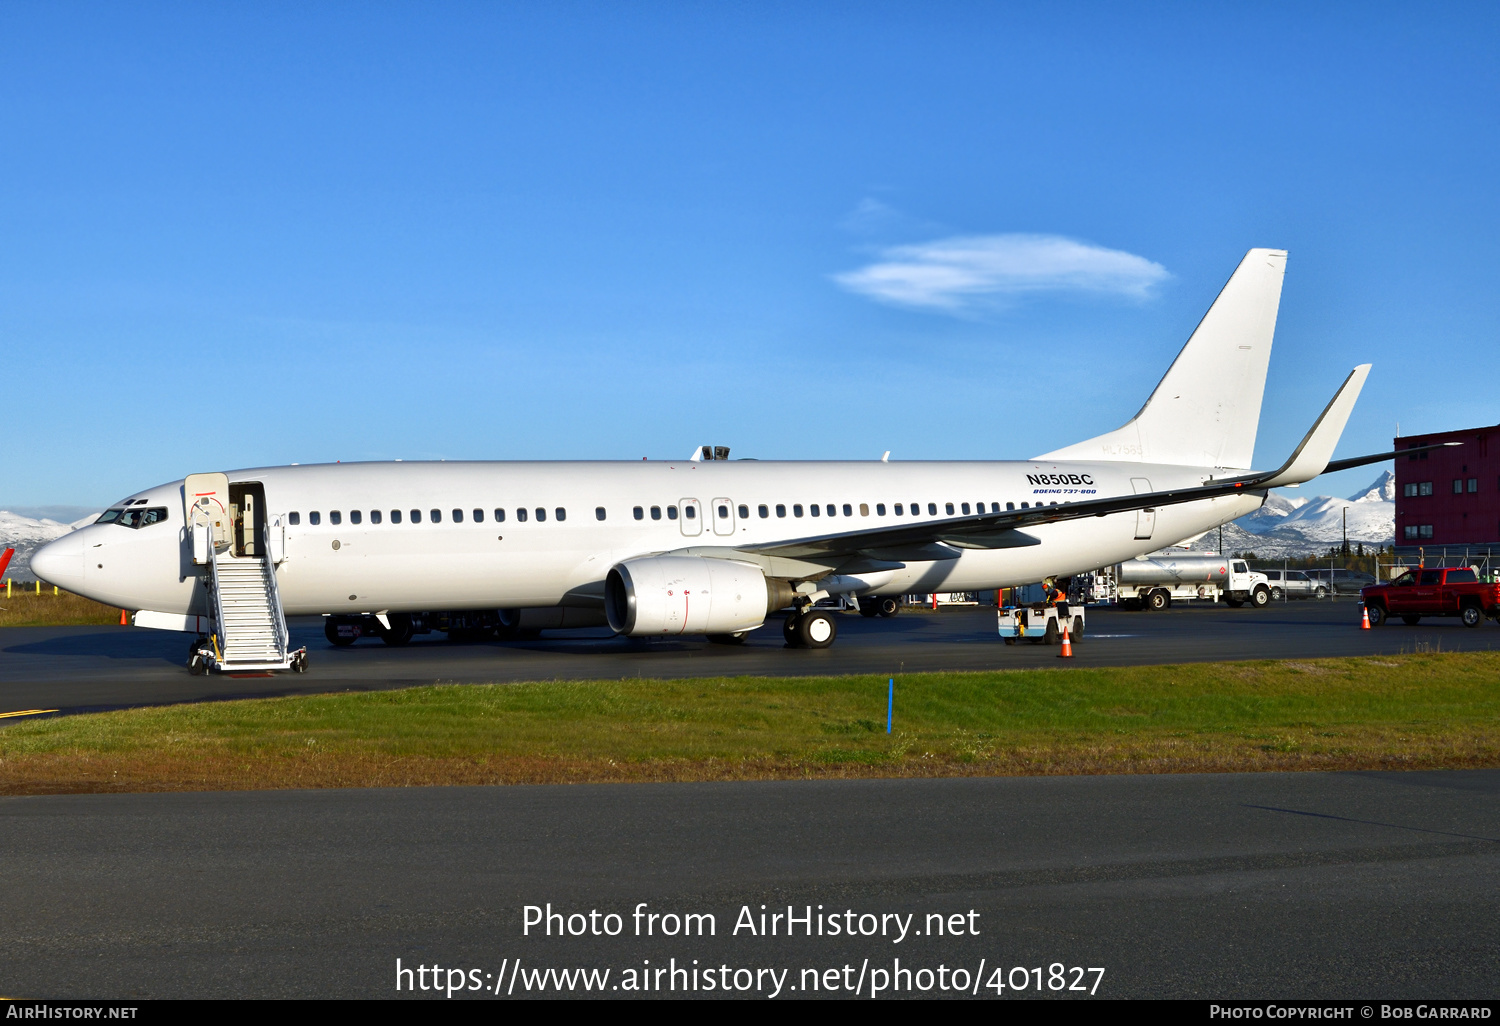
1258, 364, 1370, 487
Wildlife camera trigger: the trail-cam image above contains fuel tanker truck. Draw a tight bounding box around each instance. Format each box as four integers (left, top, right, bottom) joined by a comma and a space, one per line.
1073, 554, 1271, 611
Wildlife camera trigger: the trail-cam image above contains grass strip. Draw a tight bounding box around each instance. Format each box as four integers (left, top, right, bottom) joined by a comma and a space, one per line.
0, 591, 122, 627
2, 652, 1497, 795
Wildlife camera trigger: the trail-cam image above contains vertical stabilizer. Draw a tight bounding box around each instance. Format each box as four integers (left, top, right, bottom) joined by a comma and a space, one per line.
1036, 248, 1286, 469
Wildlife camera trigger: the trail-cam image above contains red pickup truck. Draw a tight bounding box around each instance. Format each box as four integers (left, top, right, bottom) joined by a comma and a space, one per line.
1360, 567, 1500, 627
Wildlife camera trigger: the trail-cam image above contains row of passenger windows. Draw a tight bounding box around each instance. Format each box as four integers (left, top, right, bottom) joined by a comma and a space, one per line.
285, 499, 1041, 528
631, 500, 1032, 520
287, 507, 569, 527
286, 498, 1050, 528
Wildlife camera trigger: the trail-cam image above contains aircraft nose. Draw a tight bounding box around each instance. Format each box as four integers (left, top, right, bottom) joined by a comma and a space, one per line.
30, 532, 84, 585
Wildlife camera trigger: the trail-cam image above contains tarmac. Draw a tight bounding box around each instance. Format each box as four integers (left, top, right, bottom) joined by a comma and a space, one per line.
2, 770, 1496, 998
1, 598, 1496, 717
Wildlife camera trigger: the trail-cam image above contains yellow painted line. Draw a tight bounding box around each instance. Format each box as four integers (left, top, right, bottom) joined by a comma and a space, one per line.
0, 709, 59, 719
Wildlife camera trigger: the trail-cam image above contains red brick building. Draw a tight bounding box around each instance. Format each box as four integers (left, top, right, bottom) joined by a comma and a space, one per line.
1393, 423, 1500, 559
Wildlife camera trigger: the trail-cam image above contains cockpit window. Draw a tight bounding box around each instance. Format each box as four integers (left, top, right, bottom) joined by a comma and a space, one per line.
113, 506, 169, 529
96, 509, 125, 524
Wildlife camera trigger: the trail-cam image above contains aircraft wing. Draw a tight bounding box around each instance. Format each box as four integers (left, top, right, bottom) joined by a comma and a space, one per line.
744, 364, 1393, 564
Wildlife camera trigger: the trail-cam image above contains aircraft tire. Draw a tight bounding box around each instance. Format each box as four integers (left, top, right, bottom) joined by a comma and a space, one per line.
858, 598, 880, 618
801, 611, 837, 649
878, 597, 900, 617
324, 618, 357, 647
782, 613, 804, 647
380, 614, 415, 646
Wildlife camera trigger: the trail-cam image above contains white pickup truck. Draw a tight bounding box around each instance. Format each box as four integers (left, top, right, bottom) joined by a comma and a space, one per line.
1075, 555, 1272, 611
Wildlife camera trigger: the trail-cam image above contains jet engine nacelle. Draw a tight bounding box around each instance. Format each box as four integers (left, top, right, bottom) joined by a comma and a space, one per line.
605, 555, 790, 636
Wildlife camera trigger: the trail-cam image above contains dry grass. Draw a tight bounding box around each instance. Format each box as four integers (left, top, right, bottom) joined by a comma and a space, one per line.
0, 589, 122, 627
2, 651, 1498, 795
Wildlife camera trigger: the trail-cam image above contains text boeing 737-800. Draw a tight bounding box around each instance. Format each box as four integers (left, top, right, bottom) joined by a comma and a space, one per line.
31, 249, 1405, 671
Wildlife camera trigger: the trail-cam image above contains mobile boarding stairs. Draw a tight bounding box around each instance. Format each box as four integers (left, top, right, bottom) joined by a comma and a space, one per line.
187, 504, 307, 675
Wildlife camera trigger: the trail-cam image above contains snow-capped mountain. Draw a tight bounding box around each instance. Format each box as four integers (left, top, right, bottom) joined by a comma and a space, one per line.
1177, 470, 1395, 558
1236, 492, 1308, 534
0, 510, 100, 581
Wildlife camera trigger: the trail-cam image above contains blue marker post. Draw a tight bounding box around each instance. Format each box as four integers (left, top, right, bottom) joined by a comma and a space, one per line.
887, 678, 894, 734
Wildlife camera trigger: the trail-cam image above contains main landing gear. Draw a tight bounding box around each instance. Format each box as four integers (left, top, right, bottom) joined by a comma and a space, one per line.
783, 609, 838, 649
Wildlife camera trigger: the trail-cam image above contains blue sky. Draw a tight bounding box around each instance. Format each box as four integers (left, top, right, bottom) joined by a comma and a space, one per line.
3, 1, 1497, 508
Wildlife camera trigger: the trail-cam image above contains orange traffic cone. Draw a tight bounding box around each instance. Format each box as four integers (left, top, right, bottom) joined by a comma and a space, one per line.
1360, 605, 1370, 630
120, 609, 128, 626
1058, 622, 1073, 658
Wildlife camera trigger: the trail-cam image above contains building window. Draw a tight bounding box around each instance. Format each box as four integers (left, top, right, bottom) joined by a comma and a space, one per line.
1404, 526, 1417, 539
793, 504, 803, 517
391, 510, 402, 524
1404, 483, 1418, 497
370, 510, 382, 524
350, 510, 361, 525
310, 511, 321, 526
330, 511, 342, 525
473, 509, 484, 522
1419, 481, 1433, 496
633, 506, 644, 520
1468, 478, 1479, 493
452, 509, 464, 523
1420, 525, 1434, 539
494, 508, 505, 523
516, 508, 527, 523
596, 507, 607, 521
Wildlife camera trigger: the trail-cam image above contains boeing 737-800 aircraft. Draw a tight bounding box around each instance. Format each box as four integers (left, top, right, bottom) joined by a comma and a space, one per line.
32, 249, 1405, 672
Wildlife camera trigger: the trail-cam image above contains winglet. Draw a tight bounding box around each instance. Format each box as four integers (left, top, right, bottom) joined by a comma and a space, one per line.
1259, 364, 1371, 487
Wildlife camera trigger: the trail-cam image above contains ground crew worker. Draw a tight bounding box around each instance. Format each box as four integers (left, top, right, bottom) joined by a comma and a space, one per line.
1045, 577, 1070, 621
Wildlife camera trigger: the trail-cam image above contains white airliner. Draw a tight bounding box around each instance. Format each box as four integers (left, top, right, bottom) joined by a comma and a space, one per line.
32, 248, 1404, 672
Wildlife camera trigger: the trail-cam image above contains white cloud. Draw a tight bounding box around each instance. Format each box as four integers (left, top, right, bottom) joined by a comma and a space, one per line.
833, 233, 1170, 312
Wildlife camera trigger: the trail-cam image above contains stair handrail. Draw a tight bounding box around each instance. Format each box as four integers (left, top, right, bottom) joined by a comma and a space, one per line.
201, 506, 228, 664
260, 520, 291, 661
